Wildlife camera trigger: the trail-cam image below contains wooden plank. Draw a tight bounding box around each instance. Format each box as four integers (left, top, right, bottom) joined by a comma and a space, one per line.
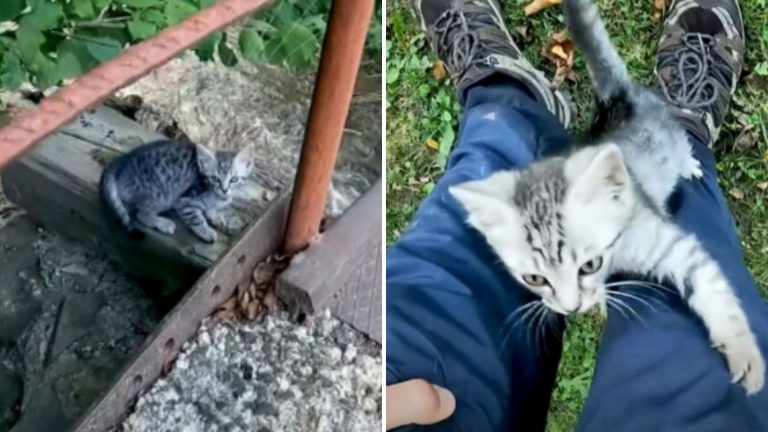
1, 106, 275, 295
276, 178, 381, 343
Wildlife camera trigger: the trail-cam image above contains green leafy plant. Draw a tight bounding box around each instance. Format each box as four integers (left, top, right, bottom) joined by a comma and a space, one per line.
0, 0, 382, 90
0, 0, 209, 88
236, 0, 382, 69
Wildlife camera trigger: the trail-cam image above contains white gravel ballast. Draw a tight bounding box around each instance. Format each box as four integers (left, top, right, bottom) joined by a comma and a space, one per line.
121, 311, 381, 432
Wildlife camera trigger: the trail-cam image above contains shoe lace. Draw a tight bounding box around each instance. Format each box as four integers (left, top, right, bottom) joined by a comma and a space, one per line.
657, 33, 733, 111
433, 7, 504, 77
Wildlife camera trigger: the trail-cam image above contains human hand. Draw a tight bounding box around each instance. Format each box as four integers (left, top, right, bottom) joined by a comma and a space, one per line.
386, 379, 456, 430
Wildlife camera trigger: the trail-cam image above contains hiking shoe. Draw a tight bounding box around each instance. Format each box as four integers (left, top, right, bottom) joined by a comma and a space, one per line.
413, 0, 572, 127
655, 0, 745, 147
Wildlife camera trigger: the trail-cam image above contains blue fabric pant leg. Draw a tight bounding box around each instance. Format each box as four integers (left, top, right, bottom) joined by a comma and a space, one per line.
386, 80, 570, 431
577, 136, 768, 431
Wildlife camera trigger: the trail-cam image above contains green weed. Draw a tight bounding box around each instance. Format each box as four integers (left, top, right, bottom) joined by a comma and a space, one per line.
0, 0, 382, 89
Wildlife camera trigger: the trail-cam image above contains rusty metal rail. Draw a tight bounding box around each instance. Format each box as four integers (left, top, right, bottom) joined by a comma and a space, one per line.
0, 0, 272, 169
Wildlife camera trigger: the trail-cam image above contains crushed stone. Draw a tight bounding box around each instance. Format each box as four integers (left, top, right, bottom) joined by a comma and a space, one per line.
121, 310, 381, 432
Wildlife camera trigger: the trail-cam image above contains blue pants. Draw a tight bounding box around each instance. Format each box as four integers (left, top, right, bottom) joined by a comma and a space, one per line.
386, 81, 768, 431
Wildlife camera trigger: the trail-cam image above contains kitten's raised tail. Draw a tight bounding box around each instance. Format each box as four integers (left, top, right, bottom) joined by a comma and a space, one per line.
563, 0, 630, 101
100, 166, 133, 231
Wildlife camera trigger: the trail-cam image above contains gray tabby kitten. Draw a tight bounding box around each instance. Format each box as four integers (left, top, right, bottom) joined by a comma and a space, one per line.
450, 0, 764, 393
100, 140, 253, 243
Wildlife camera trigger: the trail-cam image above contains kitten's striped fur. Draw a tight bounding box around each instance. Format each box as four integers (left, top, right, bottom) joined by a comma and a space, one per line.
450, 0, 763, 393
101, 140, 253, 243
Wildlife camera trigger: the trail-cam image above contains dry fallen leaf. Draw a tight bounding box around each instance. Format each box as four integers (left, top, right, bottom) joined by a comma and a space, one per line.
212, 309, 236, 323
433, 61, 447, 81
756, 182, 768, 191
515, 26, 529, 39
544, 31, 576, 89
652, 0, 669, 22
735, 112, 753, 127
263, 290, 281, 314
551, 31, 569, 44
212, 254, 290, 324
729, 188, 745, 200
525, 0, 561, 16
213, 297, 237, 322
764, 150, 768, 162
551, 45, 569, 61
253, 262, 274, 285
246, 301, 259, 321
426, 138, 439, 150
734, 126, 757, 150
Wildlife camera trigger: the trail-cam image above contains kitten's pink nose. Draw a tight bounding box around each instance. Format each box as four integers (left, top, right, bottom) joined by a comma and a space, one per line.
557, 291, 582, 314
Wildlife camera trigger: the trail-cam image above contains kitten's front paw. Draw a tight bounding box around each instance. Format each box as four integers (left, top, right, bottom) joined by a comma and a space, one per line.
718, 333, 765, 394
207, 212, 229, 230
191, 225, 217, 243
684, 155, 704, 179
156, 219, 176, 235
207, 211, 244, 234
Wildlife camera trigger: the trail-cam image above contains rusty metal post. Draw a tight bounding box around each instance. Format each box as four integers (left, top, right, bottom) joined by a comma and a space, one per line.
281, 0, 376, 254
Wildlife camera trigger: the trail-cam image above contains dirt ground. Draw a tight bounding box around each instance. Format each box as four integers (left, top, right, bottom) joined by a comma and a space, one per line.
0, 216, 162, 432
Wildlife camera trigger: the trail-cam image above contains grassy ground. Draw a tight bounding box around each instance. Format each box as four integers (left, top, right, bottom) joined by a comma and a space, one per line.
385, 0, 768, 429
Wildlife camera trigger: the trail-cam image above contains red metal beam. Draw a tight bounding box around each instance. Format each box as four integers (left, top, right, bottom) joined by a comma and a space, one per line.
282, 0, 376, 254
0, 0, 273, 169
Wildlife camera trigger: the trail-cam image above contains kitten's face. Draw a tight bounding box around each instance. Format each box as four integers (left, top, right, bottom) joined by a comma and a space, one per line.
450, 144, 636, 315
196, 145, 254, 198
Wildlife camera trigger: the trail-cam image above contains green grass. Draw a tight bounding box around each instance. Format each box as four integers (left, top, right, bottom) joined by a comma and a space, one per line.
386, 0, 768, 429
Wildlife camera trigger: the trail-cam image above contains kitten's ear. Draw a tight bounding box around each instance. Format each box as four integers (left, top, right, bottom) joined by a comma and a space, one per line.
449, 171, 518, 230
195, 144, 217, 176
569, 143, 628, 201
233, 144, 255, 174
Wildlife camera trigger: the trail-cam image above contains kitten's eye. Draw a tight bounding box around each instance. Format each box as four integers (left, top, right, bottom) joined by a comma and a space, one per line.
579, 257, 603, 275
522, 274, 548, 287
231, 176, 240, 183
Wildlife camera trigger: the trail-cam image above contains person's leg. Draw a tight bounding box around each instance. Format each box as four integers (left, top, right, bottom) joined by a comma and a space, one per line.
579, 1, 768, 430
387, 1, 572, 430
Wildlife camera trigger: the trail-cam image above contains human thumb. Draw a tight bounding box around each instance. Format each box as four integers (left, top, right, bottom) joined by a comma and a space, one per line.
386, 379, 456, 430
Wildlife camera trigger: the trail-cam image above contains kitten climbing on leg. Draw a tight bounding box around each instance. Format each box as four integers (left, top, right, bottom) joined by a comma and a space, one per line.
450, 0, 764, 394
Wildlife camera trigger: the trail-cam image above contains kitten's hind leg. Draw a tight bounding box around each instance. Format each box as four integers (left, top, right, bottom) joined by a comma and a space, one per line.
135, 211, 176, 235
176, 198, 217, 243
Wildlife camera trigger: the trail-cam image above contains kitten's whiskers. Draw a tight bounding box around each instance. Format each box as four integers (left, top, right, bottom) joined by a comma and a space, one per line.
605, 294, 645, 325
500, 300, 541, 348
609, 290, 659, 313
605, 280, 677, 296
533, 304, 549, 355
